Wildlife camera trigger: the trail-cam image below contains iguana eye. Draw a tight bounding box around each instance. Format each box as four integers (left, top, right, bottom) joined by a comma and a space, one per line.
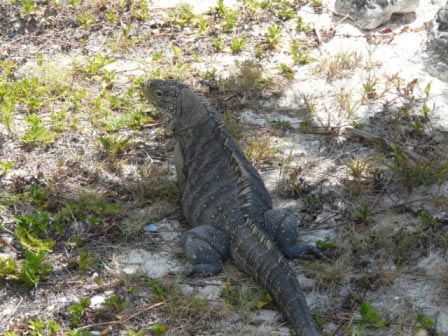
156, 90, 162, 97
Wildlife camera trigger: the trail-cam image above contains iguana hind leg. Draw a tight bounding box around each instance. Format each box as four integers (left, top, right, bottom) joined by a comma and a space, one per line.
183, 225, 231, 276
264, 208, 327, 260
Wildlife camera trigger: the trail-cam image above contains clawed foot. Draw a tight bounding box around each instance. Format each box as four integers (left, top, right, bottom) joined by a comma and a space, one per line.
283, 243, 330, 261
184, 262, 223, 277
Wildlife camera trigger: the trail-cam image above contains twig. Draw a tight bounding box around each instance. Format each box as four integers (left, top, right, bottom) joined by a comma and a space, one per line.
6, 296, 23, 325
371, 196, 432, 215
86, 223, 118, 239
344, 126, 426, 162
0, 236, 17, 252
80, 301, 167, 329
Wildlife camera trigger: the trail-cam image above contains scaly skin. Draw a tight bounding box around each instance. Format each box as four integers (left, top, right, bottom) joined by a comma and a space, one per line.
143, 79, 322, 336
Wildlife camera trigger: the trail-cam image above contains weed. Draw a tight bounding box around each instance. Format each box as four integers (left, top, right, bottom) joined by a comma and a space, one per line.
215, 0, 238, 32
336, 88, 359, 118
222, 279, 264, 312
244, 135, 277, 165
301, 93, 316, 114
278, 63, 294, 79
296, 16, 312, 32
222, 61, 269, 96
75, 251, 95, 273
384, 156, 448, 189
354, 204, 373, 224
15, 250, 53, 288
223, 111, 242, 139
69, 297, 91, 327
77, 12, 95, 29
200, 68, 218, 82
305, 257, 347, 292
230, 36, 246, 54
213, 35, 226, 52
362, 73, 378, 101
359, 301, 386, 329
344, 158, 371, 182
0, 161, 14, 177
21, 114, 55, 145
102, 295, 128, 312
109, 23, 138, 51
316, 240, 338, 250
105, 7, 117, 22
147, 277, 168, 300
268, 119, 292, 132
291, 39, 312, 65
75, 53, 114, 78
99, 135, 130, 160
19, 0, 38, 17
316, 51, 362, 80
148, 324, 168, 335
265, 24, 282, 49
130, 0, 150, 20
415, 313, 435, 331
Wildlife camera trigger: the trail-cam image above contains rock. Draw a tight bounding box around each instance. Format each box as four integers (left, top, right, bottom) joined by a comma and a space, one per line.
426, 1, 448, 81
334, 0, 420, 29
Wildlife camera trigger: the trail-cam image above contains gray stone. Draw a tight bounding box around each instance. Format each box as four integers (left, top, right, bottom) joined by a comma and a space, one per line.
426, 1, 448, 81
334, 0, 420, 30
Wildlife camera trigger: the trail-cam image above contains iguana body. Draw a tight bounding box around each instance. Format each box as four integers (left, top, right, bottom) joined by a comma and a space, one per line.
143, 80, 323, 336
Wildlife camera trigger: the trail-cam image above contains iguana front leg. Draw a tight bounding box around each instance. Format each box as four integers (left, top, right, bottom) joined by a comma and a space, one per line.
183, 225, 231, 276
174, 142, 187, 193
264, 208, 327, 260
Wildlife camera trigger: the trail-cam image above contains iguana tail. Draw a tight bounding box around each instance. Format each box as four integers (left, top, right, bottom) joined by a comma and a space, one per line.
231, 222, 320, 336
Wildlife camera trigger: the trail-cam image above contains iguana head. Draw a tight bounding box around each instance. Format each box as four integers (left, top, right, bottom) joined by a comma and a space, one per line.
142, 79, 204, 132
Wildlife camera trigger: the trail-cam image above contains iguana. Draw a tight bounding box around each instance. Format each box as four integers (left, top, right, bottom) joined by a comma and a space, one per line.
143, 79, 325, 336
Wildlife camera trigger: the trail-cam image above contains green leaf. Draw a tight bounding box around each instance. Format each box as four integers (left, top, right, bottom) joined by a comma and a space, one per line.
359, 301, 386, 329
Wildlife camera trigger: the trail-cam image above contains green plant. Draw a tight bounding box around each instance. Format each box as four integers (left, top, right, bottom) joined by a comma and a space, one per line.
290, 39, 311, 65
278, 63, 294, 79
148, 324, 167, 335
316, 51, 362, 80
215, 0, 238, 32
148, 278, 168, 300
244, 136, 277, 165
296, 16, 312, 32
362, 73, 378, 101
102, 295, 128, 311
316, 240, 338, 250
230, 36, 246, 54
359, 301, 386, 329
76, 12, 95, 29
69, 297, 91, 327
354, 204, 373, 225
105, 8, 117, 22
414, 312, 435, 331
213, 35, 225, 52
21, 114, 56, 146
336, 88, 359, 118
99, 135, 130, 160
130, 0, 150, 20
221, 279, 264, 312
0, 161, 14, 176
75, 251, 94, 273
266, 24, 281, 49
20, 0, 38, 17
16, 250, 52, 288
344, 158, 370, 181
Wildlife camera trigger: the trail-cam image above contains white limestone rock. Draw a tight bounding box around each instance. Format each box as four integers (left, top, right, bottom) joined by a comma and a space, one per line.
426, 1, 448, 81
334, 0, 420, 29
